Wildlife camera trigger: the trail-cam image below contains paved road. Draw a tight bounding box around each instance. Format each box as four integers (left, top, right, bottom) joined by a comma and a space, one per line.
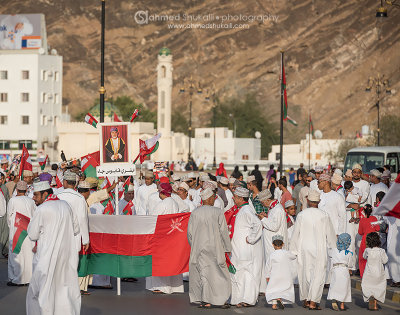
1, 258, 399, 315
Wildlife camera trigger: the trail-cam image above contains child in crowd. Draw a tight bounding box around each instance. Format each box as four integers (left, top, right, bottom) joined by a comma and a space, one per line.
344, 181, 362, 222
327, 233, 354, 311
265, 235, 296, 310
361, 232, 388, 311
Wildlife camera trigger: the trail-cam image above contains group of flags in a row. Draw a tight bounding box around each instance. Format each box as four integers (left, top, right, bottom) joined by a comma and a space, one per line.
84, 109, 139, 129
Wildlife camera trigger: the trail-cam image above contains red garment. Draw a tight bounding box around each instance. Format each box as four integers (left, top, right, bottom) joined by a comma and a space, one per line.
215, 163, 227, 178
280, 191, 292, 207
358, 216, 380, 278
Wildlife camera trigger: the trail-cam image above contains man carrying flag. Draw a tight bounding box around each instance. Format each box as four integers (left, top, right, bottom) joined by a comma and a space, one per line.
6, 181, 36, 286
38, 155, 48, 171
19, 145, 32, 179
119, 184, 135, 215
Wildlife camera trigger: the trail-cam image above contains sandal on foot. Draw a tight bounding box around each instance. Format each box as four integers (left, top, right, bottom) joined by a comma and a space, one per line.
303, 300, 310, 308
277, 300, 285, 309
332, 300, 339, 311
272, 305, 278, 310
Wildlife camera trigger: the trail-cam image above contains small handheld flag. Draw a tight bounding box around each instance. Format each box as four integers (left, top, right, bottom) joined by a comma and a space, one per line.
130, 109, 139, 122
85, 113, 98, 128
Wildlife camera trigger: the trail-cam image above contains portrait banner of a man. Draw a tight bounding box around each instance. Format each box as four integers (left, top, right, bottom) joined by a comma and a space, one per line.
99, 123, 130, 165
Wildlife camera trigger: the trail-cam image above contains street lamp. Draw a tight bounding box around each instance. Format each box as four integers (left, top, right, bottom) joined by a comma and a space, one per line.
179, 76, 203, 161
229, 113, 237, 138
365, 74, 392, 145
376, 0, 399, 17
205, 88, 217, 168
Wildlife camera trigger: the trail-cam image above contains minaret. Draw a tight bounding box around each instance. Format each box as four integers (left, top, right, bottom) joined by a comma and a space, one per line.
155, 47, 173, 161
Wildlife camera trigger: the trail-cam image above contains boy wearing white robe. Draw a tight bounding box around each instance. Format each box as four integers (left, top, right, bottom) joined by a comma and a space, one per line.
7, 181, 36, 285
361, 232, 388, 310
230, 187, 263, 307
26, 181, 81, 315
135, 171, 157, 215
145, 183, 183, 294
265, 235, 296, 310
327, 233, 354, 311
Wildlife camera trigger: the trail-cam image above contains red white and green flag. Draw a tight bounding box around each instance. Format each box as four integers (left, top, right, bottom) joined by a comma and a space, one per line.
309, 114, 315, 136
122, 200, 134, 215
19, 145, 32, 180
85, 113, 98, 128
12, 212, 31, 254
130, 109, 139, 122
133, 133, 161, 164
78, 212, 191, 278
286, 115, 298, 126
55, 169, 63, 188
103, 198, 114, 215
118, 177, 131, 199
38, 155, 48, 171
281, 55, 288, 121
81, 151, 100, 178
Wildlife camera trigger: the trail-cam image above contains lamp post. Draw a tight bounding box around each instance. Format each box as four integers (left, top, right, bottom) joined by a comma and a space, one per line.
179, 76, 203, 161
205, 88, 217, 168
365, 74, 392, 146
99, 0, 106, 123
376, 0, 399, 17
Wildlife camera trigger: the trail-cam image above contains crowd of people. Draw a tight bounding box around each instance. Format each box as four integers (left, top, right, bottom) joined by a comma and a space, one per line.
0, 156, 399, 313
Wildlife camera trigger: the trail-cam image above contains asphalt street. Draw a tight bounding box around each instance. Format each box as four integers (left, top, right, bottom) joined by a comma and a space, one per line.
1, 258, 399, 315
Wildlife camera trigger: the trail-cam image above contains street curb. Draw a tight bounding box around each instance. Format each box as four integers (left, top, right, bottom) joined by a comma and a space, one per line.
351, 277, 400, 304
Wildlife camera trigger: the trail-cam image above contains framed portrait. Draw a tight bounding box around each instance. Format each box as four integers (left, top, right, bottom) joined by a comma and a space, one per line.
99, 122, 131, 165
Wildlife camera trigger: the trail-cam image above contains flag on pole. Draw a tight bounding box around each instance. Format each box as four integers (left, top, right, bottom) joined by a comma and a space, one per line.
78, 213, 191, 278
38, 155, 48, 171
81, 151, 100, 178
55, 169, 63, 188
103, 198, 114, 215
133, 133, 161, 164
19, 145, 32, 180
113, 112, 122, 122
85, 113, 98, 128
118, 177, 131, 199
130, 109, 139, 122
281, 57, 288, 121
373, 174, 400, 219
286, 115, 298, 126
12, 212, 31, 254
122, 200, 134, 215
309, 114, 315, 136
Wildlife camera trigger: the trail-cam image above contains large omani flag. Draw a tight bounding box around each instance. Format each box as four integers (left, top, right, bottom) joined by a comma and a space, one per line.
373, 173, 400, 219
78, 212, 191, 278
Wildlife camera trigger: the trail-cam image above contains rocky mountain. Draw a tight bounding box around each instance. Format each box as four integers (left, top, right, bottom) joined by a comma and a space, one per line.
2, 0, 399, 144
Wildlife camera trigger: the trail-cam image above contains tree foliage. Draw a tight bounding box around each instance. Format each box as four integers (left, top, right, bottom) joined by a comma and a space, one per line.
380, 114, 400, 146
326, 139, 358, 164
210, 93, 279, 157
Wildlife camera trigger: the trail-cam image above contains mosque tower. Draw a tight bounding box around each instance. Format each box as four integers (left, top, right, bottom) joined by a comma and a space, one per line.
155, 47, 173, 161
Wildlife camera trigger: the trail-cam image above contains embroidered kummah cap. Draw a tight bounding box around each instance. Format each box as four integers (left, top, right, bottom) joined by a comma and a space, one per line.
203, 181, 216, 190
86, 177, 99, 188
381, 170, 391, 180
144, 170, 154, 178
172, 183, 179, 193
171, 174, 180, 181
229, 177, 236, 184
78, 181, 91, 189
308, 172, 316, 179
23, 170, 34, 177
284, 200, 295, 208
200, 188, 214, 200
16, 181, 27, 191
331, 173, 342, 185
33, 181, 51, 192
315, 166, 323, 172
200, 175, 210, 182
247, 175, 256, 183
187, 172, 196, 179
179, 182, 189, 191
319, 174, 331, 182
370, 169, 382, 178
0, 158, 7, 164
234, 187, 250, 198
345, 169, 353, 177
272, 234, 284, 242
258, 189, 272, 201
127, 184, 135, 192
307, 189, 321, 202
337, 233, 352, 252
63, 170, 77, 181
219, 177, 229, 185
352, 163, 362, 171
334, 168, 343, 176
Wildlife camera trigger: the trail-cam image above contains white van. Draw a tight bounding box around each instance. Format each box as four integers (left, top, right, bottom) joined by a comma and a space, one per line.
344, 146, 400, 175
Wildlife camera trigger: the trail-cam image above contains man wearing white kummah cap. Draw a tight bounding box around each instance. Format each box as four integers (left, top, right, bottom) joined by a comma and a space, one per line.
289, 190, 336, 310
27, 181, 81, 315
135, 170, 157, 215
310, 166, 323, 193
351, 163, 370, 206
369, 169, 388, 209
118, 184, 136, 215
230, 187, 263, 307
218, 177, 234, 211
187, 188, 232, 308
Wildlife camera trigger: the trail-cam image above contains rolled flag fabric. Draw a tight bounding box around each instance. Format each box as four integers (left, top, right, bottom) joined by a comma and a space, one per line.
12, 212, 31, 254
19, 145, 32, 180
130, 109, 139, 122
85, 113, 98, 128
286, 115, 298, 126
225, 253, 236, 274
373, 173, 400, 219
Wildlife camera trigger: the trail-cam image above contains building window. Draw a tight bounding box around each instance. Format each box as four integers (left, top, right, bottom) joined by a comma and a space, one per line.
0, 115, 7, 125
161, 66, 166, 78
204, 133, 210, 138
0, 93, 7, 102
160, 113, 165, 129
22, 70, 29, 80
19, 140, 32, 150
42, 70, 46, 81
0, 140, 10, 149
41, 115, 46, 126
21, 93, 29, 102
54, 93, 59, 104
55, 71, 59, 81
306, 153, 311, 160
242, 155, 249, 160
0, 71, 7, 80
21, 115, 29, 125
316, 153, 321, 160
54, 116, 58, 126
161, 91, 165, 109
42, 92, 46, 103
